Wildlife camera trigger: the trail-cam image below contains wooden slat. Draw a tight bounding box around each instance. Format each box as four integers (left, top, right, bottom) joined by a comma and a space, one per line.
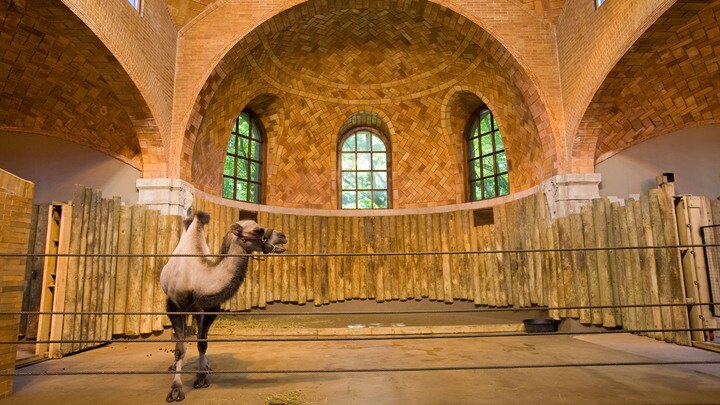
439, 212, 453, 303
656, 189, 691, 345
80, 190, 100, 350
626, 200, 645, 333
545, 221, 560, 320
592, 199, 615, 327
628, 200, 655, 337
375, 216, 386, 302
431, 214, 444, 302
408, 215, 421, 300
112, 206, 131, 336
335, 217, 350, 301
125, 204, 146, 337
152, 215, 170, 331
140, 209, 158, 335
648, 190, 674, 342
317, 215, 327, 305
327, 216, 337, 302
581, 205, 602, 325
570, 213, 590, 323
101, 198, 117, 340
417, 214, 429, 299
557, 216, 577, 318
640, 194, 664, 340
90, 198, 108, 347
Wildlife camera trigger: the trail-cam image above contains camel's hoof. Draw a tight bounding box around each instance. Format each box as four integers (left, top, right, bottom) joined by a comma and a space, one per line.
193, 372, 210, 389
166, 385, 185, 402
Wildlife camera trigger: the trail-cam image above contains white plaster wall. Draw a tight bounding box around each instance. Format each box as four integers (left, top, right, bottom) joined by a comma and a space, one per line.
0, 132, 141, 204
595, 125, 720, 199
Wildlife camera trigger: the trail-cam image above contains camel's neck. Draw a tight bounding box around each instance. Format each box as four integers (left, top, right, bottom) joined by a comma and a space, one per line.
192, 243, 251, 309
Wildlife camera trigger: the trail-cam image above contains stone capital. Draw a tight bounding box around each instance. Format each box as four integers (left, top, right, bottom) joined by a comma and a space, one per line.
136, 178, 194, 216
541, 173, 601, 219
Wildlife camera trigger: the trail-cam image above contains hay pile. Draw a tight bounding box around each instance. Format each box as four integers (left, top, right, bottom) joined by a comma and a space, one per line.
264, 390, 308, 405
211, 318, 302, 334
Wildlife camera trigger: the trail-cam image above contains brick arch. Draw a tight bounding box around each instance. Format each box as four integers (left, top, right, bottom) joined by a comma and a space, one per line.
336, 110, 395, 142
176, 0, 557, 181
442, 86, 548, 197
0, 0, 165, 175
192, 86, 286, 194
571, 0, 720, 172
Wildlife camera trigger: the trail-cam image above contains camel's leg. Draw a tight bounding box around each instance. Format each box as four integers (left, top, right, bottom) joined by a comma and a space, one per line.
167, 300, 187, 402
193, 307, 219, 389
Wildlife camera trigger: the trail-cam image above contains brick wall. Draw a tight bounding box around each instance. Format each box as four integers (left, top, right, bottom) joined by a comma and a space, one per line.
170, 0, 562, 179
572, 0, 720, 170
0, 169, 34, 399
556, 0, 676, 172
61, 0, 177, 150
0, 0, 172, 176
188, 5, 554, 209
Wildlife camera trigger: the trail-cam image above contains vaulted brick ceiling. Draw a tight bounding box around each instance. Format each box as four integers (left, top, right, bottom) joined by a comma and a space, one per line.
0, 0, 155, 167
189, 2, 552, 207
574, 0, 720, 167
164, 0, 569, 29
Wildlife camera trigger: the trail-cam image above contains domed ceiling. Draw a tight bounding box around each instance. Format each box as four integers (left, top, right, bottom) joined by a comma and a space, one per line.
190, 1, 551, 208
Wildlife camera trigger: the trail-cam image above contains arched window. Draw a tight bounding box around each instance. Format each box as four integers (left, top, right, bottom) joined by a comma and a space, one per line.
466, 107, 509, 201
223, 110, 264, 203
339, 128, 390, 209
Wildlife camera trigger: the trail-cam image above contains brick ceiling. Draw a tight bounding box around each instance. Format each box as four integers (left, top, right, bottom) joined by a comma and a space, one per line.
573, 0, 720, 168
0, 0, 156, 168
164, 0, 569, 29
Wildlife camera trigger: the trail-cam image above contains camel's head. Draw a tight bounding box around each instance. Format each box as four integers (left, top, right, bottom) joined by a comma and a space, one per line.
229, 220, 267, 254
262, 228, 288, 254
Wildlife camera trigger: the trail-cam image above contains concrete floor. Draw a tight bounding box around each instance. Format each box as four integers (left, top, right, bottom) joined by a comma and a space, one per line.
2, 331, 720, 405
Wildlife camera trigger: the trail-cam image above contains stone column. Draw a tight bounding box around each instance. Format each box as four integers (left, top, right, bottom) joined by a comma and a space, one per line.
541, 173, 601, 219
136, 178, 194, 216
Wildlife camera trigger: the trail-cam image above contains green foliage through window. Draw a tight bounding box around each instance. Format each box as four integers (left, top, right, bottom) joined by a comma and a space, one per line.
467, 107, 509, 201
223, 111, 263, 203
340, 129, 390, 209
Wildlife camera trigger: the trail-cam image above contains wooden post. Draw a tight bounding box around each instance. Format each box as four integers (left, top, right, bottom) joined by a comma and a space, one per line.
640, 195, 664, 340
557, 216, 577, 318
295, 215, 307, 304
570, 213, 591, 324
656, 190, 691, 345
79, 190, 100, 350
112, 206, 131, 336
649, 190, 674, 342
581, 205, 603, 325
125, 204, 146, 337
89, 198, 108, 347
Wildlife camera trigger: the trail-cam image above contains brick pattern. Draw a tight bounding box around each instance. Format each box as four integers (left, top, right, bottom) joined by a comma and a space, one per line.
171, 0, 562, 179
573, 0, 720, 170
165, 0, 215, 28
0, 0, 168, 175
557, 0, 678, 172
0, 169, 33, 399
62, 0, 177, 153
189, 5, 553, 209
519, 0, 567, 25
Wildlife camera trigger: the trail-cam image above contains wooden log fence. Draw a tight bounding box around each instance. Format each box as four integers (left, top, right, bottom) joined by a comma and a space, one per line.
33, 183, 705, 357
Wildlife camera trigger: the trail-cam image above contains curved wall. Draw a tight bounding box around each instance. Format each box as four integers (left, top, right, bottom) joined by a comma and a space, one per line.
0, 132, 141, 204
190, 4, 551, 209
596, 125, 720, 199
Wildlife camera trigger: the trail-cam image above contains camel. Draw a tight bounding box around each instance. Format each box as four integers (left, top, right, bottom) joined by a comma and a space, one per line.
160, 211, 287, 402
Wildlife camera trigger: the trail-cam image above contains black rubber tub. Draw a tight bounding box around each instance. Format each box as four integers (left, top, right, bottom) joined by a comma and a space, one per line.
522, 319, 557, 333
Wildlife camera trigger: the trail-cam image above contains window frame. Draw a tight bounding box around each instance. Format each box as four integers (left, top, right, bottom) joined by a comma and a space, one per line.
337, 126, 392, 210
128, 0, 142, 12
464, 106, 509, 202
222, 109, 266, 204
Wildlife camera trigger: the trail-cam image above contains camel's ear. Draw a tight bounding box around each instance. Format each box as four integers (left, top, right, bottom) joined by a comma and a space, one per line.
196, 211, 210, 225
230, 223, 242, 237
